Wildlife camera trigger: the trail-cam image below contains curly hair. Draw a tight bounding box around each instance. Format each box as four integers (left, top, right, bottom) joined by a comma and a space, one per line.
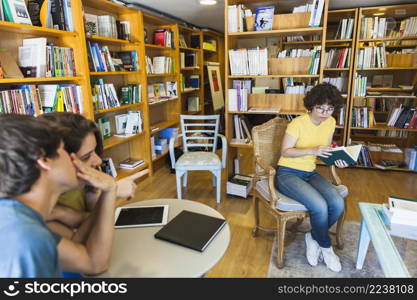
303, 83, 344, 111
0, 114, 62, 198
38, 112, 103, 157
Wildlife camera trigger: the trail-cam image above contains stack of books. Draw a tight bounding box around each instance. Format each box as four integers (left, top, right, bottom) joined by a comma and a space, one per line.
232, 115, 252, 144
227, 4, 250, 33
119, 158, 145, 170
357, 45, 387, 69
91, 79, 120, 110
334, 18, 355, 39
114, 110, 143, 137
228, 80, 251, 112
147, 81, 178, 103
404, 146, 417, 171
145, 56, 173, 74
87, 42, 138, 72
353, 74, 367, 97
382, 196, 417, 240
84, 14, 130, 40
120, 84, 141, 105
228, 47, 268, 76
323, 77, 347, 92
226, 174, 253, 198
324, 48, 351, 68
351, 106, 375, 128
386, 105, 417, 129
360, 17, 389, 39
38, 84, 82, 113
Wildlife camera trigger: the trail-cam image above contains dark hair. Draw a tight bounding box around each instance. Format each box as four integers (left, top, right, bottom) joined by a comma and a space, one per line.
0, 114, 62, 198
38, 112, 103, 157
303, 83, 344, 111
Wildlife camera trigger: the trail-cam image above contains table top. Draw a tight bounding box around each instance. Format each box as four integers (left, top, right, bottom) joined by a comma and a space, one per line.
95, 198, 231, 278
358, 202, 410, 277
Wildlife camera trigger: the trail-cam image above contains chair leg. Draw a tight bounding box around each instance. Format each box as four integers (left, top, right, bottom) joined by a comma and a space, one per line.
183, 171, 188, 188
212, 173, 216, 187
335, 207, 346, 250
215, 170, 221, 203
252, 193, 260, 237
276, 217, 287, 269
176, 171, 183, 200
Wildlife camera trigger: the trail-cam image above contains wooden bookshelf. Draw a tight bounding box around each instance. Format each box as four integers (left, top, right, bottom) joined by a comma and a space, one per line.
347, 3, 417, 173
225, 0, 330, 176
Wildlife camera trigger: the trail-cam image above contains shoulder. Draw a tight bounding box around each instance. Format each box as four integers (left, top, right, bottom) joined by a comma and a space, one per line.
289, 114, 308, 127
324, 116, 336, 127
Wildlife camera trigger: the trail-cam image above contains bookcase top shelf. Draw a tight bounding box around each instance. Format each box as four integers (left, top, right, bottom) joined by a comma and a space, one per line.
0, 21, 78, 37
90, 71, 140, 76
228, 27, 323, 38
145, 44, 175, 50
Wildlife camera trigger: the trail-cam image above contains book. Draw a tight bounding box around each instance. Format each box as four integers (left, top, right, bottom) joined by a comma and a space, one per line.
374, 160, 403, 170
254, 6, 274, 31
154, 210, 227, 252
226, 174, 253, 198
3, 0, 32, 25
84, 13, 98, 36
102, 157, 117, 177
317, 144, 362, 166
119, 158, 144, 169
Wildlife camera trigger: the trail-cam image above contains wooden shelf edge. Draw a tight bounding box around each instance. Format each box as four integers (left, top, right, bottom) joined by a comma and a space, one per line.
0, 77, 82, 84
152, 151, 169, 162
95, 103, 142, 115
116, 163, 149, 180
0, 21, 78, 37
103, 132, 145, 150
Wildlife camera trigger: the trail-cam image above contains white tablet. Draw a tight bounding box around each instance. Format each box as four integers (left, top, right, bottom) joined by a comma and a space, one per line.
115, 205, 169, 228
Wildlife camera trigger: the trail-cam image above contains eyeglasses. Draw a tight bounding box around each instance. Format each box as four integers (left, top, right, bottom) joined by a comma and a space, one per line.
314, 106, 335, 114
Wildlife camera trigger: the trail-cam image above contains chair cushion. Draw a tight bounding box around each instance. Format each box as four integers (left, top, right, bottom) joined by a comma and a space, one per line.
255, 179, 348, 212
175, 152, 221, 168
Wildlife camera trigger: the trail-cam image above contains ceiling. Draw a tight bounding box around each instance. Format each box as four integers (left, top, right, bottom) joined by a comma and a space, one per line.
125, 0, 417, 32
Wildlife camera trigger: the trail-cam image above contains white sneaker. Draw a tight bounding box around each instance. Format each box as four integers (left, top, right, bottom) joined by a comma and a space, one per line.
305, 232, 321, 266
321, 246, 342, 272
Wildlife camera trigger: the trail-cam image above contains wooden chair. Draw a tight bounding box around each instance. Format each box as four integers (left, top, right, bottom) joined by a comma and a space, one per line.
251, 117, 348, 268
169, 115, 227, 203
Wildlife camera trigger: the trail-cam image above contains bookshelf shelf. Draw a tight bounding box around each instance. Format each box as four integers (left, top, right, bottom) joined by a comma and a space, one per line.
351, 126, 417, 132
326, 39, 353, 43
181, 67, 200, 71
203, 48, 217, 53
323, 68, 350, 71
94, 103, 143, 115
228, 75, 320, 79
0, 77, 82, 84
103, 132, 145, 151
150, 120, 179, 135
358, 67, 417, 71
181, 88, 200, 94
228, 27, 323, 39
283, 40, 322, 46
179, 46, 200, 51
148, 97, 178, 106
146, 73, 176, 77
116, 163, 149, 180
359, 36, 417, 42
86, 35, 132, 45
152, 151, 169, 162
145, 44, 174, 50
90, 71, 140, 76
0, 21, 78, 37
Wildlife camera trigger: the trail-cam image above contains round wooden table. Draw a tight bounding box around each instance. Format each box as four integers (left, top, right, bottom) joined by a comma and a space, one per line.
95, 198, 230, 277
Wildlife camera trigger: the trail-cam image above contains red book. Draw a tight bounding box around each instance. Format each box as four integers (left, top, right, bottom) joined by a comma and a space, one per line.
154, 30, 166, 46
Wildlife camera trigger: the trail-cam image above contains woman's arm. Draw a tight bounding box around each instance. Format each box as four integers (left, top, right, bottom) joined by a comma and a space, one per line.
47, 204, 89, 228
281, 133, 333, 158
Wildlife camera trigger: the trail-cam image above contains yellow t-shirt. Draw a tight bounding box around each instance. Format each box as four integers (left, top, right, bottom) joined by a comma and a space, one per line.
278, 114, 336, 172
57, 189, 86, 212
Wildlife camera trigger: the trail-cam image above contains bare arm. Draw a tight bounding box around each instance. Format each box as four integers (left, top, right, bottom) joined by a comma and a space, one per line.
57, 155, 117, 275
47, 204, 89, 228
281, 133, 333, 158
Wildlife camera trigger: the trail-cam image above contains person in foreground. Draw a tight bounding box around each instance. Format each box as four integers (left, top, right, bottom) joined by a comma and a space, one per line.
0, 114, 116, 277
275, 83, 348, 272
38, 112, 146, 239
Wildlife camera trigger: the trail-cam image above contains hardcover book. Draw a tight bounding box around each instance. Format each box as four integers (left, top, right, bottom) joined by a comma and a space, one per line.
317, 144, 362, 166
154, 210, 227, 252
254, 6, 274, 31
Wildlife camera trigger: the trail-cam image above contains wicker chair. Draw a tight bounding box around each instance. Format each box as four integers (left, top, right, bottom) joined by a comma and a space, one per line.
251, 117, 348, 269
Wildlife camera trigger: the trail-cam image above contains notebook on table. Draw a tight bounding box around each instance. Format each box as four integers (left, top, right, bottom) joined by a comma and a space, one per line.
154, 210, 227, 252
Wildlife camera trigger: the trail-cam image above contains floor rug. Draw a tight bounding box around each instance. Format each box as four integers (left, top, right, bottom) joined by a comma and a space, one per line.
268, 221, 417, 278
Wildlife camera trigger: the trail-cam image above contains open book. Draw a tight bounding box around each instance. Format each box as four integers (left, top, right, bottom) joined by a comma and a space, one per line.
317, 144, 362, 166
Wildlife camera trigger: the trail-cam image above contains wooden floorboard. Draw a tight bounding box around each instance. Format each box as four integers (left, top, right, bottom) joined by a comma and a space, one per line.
130, 164, 417, 277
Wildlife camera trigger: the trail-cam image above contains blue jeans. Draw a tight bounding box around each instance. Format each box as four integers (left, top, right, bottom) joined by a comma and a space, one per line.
275, 166, 344, 248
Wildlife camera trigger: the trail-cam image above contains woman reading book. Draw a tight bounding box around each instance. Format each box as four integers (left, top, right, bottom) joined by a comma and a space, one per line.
38, 112, 144, 239
275, 83, 348, 273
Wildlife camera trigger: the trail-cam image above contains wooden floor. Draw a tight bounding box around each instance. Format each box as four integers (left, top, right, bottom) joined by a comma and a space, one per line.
130, 162, 417, 278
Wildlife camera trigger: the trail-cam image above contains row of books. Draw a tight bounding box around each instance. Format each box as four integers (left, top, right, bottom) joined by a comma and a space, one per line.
360, 17, 390, 39
87, 42, 137, 72
353, 74, 367, 97
293, 0, 325, 27
18, 38, 76, 78
96, 110, 143, 140
91, 80, 141, 110
357, 45, 388, 69
187, 96, 200, 112
84, 13, 130, 41
380, 16, 417, 39
375, 130, 408, 138
351, 106, 375, 128
228, 88, 248, 112
232, 115, 252, 144
145, 56, 173, 74
333, 18, 354, 40
323, 76, 347, 93
2, 0, 74, 31
285, 35, 321, 42
386, 105, 417, 129
148, 81, 178, 101
228, 47, 268, 76
366, 98, 415, 113
227, 4, 250, 33
153, 29, 174, 48
324, 48, 351, 68
180, 52, 198, 68
0, 84, 82, 115
180, 74, 200, 90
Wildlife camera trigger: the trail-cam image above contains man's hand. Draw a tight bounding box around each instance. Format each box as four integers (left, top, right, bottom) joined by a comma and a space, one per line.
116, 169, 149, 199
71, 154, 116, 193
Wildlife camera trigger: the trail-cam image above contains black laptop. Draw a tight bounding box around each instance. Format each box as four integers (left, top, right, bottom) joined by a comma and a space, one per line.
154, 210, 227, 252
